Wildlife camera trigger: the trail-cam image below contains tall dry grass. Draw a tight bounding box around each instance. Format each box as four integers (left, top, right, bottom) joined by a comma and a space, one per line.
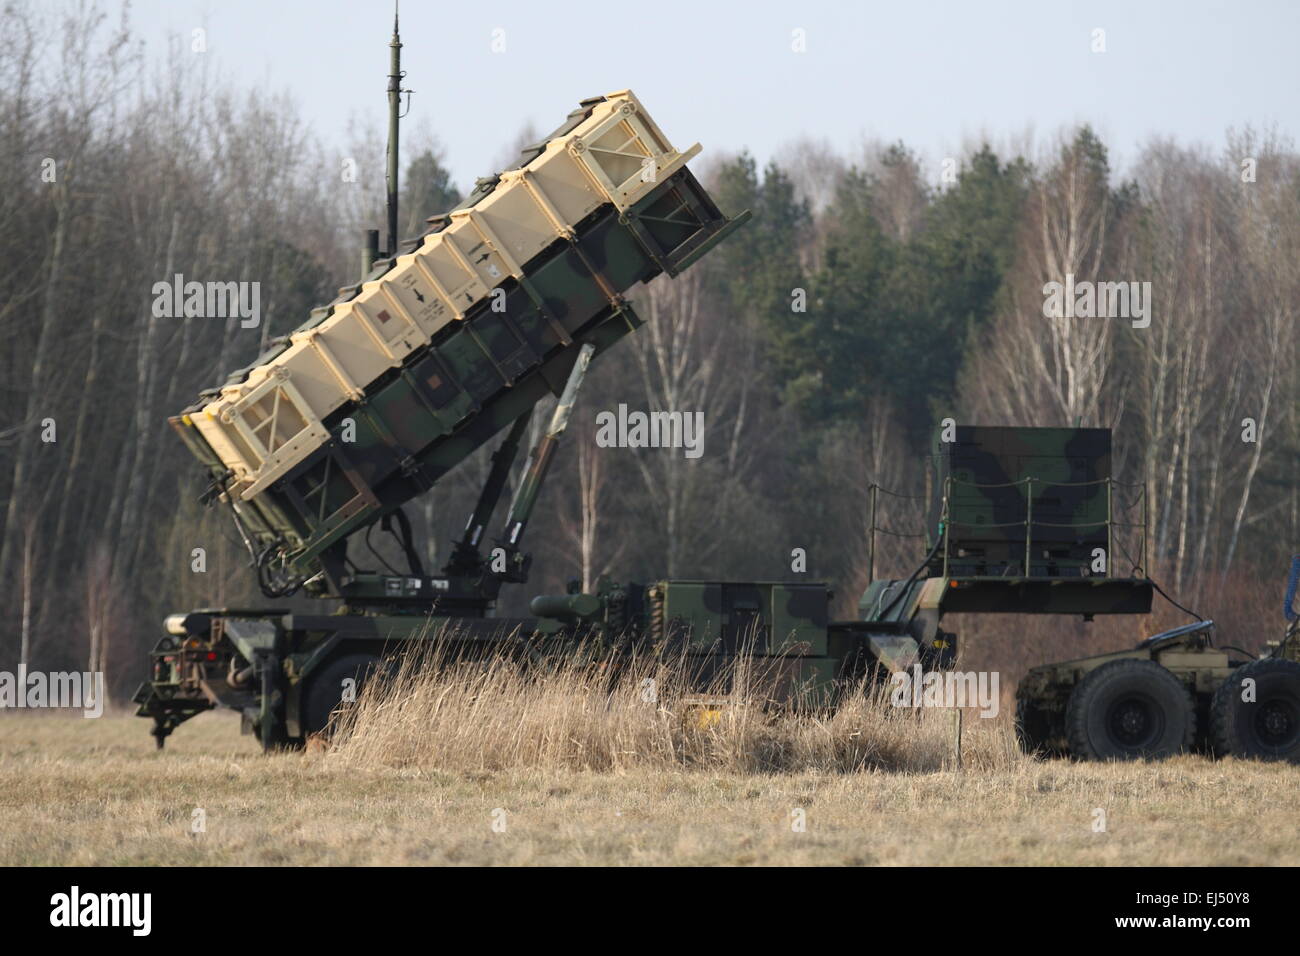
327, 640, 1023, 775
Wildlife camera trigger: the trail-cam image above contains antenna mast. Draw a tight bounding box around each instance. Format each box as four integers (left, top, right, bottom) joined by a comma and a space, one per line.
385, 4, 404, 261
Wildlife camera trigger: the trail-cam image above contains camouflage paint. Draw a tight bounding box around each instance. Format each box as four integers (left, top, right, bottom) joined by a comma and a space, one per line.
928, 425, 1114, 577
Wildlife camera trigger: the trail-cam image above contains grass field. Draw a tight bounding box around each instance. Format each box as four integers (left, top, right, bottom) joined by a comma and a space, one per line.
1, 704, 1295, 866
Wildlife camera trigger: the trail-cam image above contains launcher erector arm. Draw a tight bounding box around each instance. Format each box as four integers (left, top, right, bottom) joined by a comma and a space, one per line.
502, 343, 594, 549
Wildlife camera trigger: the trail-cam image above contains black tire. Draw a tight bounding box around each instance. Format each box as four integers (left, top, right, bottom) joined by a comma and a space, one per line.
300, 652, 385, 738
1210, 658, 1300, 763
1066, 659, 1195, 761
1015, 695, 1058, 757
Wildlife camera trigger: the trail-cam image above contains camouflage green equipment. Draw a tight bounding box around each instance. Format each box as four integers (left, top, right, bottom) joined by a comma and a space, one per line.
849, 424, 1154, 688
531, 424, 1160, 711
535, 579, 839, 706
1015, 555, 1300, 762
927, 425, 1114, 577
135, 18, 751, 748
648, 581, 838, 707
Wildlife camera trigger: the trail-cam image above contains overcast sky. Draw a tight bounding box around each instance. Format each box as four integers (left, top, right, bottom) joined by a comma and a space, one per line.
122, 0, 1299, 190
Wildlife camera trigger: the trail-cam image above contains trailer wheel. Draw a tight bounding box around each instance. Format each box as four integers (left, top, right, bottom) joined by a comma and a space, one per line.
1210, 658, 1300, 763
301, 652, 386, 738
1066, 659, 1195, 760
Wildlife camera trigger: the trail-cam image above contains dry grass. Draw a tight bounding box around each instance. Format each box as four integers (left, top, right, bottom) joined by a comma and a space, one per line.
0, 653, 1295, 866
327, 646, 1015, 775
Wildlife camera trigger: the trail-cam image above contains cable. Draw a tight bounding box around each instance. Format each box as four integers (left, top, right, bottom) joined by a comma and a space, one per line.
365, 523, 403, 576
383, 507, 426, 577
1147, 576, 1203, 623
878, 532, 945, 621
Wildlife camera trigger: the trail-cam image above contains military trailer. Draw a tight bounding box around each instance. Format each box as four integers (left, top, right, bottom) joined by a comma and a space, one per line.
135, 18, 756, 748
135, 20, 1299, 762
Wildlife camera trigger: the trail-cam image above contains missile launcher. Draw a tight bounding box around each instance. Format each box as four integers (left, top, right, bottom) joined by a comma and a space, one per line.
172, 89, 747, 596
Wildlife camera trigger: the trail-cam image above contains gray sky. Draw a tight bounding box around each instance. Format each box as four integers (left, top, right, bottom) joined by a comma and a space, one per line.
125, 0, 1299, 190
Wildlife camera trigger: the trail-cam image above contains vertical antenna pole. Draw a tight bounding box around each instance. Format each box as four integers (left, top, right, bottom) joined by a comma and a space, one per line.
1024, 477, 1034, 577
1106, 477, 1113, 577
363, 229, 379, 277
385, 5, 402, 259
867, 484, 877, 584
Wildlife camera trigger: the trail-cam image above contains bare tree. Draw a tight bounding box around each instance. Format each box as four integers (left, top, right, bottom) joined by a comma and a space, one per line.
958, 127, 1127, 428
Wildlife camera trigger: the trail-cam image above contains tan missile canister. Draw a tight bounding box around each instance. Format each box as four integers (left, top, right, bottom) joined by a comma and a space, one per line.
191, 90, 700, 498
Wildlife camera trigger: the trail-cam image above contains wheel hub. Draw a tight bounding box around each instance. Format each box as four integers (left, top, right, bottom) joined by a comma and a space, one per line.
1255, 699, 1299, 747
1109, 697, 1158, 747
